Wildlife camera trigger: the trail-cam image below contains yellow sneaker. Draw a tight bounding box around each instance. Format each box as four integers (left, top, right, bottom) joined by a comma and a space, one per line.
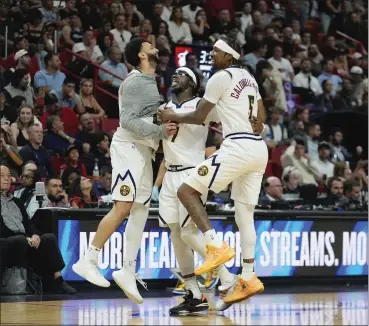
194, 242, 235, 275
205, 271, 219, 289
223, 274, 264, 304
173, 281, 186, 295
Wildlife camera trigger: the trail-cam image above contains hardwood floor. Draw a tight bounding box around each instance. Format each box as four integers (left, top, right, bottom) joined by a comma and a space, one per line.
1, 290, 367, 325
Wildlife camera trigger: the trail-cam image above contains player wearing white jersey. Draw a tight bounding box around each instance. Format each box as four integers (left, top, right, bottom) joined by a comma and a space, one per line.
159, 37, 267, 307
72, 38, 177, 303
154, 67, 236, 314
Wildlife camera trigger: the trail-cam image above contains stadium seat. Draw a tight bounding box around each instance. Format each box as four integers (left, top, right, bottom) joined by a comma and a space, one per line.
101, 119, 119, 136
51, 156, 66, 176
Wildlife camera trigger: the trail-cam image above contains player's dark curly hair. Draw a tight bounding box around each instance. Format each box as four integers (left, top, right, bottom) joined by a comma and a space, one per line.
124, 37, 145, 67
219, 36, 242, 66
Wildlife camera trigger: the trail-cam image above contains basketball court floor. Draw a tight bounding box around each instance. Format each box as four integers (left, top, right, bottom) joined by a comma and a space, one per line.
1, 285, 367, 325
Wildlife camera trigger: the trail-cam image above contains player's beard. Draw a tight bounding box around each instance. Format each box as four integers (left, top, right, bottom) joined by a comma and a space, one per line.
172, 86, 184, 95
148, 53, 160, 65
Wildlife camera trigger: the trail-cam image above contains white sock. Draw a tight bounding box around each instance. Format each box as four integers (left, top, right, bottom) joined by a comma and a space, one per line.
185, 276, 202, 300
124, 203, 149, 262
204, 229, 223, 248
87, 245, 100, 265
122, 260, 136, 275
217, 265, 235, 286
241, 262, 254, 281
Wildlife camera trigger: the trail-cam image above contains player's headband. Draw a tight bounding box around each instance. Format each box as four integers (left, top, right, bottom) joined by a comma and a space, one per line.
176, 67, 197, 86
214, 39, 240, 60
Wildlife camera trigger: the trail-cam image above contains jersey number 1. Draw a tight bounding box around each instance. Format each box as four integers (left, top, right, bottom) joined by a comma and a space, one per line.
248, 95, 255, 120
171, 127, 180, 142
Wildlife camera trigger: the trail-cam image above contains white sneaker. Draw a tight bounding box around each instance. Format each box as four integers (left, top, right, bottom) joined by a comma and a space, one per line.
112, 269, 147, 304
72, 259, 110, 288
215, 276, 237, 311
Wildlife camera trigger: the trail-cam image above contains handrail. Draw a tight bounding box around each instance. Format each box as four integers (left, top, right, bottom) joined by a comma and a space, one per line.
63, 48, 125, 81
60, 66, 118, 100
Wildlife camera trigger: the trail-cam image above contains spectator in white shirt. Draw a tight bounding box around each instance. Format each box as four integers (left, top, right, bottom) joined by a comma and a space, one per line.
110, 13, 132, 52
281, 138, 320, 186
72, 30, 104, 64
168, 6, 192, 44
293, 58, 323, 96
268, 45, 294, 82
310, 141, 335, 181
182, 0, 203, 24
240, 1, 253, 32
160, 0, 173, 22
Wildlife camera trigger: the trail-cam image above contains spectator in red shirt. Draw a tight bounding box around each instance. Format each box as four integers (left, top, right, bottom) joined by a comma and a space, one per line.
69, 176, 98, 208
63, 144, 87, 177
5, 36, 29, 69
40, 93, 80, 136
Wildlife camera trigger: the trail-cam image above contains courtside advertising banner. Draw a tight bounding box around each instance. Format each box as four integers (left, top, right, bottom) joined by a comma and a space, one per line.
59, 218, 368, 280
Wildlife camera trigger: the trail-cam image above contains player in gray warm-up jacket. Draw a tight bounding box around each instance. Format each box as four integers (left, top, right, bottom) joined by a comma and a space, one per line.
72, 38, 177, 303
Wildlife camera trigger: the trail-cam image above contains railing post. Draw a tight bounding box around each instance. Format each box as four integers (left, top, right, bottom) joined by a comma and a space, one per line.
54, 30, 58, 53
5, 26, 8, 58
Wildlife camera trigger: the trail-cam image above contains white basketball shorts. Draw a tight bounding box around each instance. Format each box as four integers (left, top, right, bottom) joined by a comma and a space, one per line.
158, 166, 208, 228
184, 133, 268, 205
110, 140, 153, 206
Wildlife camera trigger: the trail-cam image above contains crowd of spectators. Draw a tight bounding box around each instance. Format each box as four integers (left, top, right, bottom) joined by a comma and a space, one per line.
0, 0, 368, 294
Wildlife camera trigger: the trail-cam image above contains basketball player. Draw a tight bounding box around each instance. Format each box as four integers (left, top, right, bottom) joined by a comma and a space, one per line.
72, 38, 177, 303
159, 36, 267, 305
156, 67, 237, 314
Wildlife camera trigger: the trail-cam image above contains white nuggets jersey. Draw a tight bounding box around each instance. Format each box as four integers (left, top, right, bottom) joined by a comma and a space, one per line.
160, 97, 218, 167
203, 67, 261, 138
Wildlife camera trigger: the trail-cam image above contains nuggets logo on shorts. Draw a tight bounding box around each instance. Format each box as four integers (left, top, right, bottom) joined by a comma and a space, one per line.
197, 165, 209, 176
120, 184, 130, 196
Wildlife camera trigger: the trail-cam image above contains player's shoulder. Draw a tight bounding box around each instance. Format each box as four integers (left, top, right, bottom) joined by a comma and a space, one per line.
211, 69, 233, 79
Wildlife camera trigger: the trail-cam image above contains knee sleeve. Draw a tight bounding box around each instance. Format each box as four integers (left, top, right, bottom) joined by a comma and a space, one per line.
234, 201, 256, 259
169, 223, 195, 276
180, 224, 206, 258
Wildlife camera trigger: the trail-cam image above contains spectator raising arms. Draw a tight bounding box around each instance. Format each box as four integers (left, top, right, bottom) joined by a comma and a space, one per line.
69, 176, 98, 208
72, 30, 104, 64
79, 79, 105, 119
